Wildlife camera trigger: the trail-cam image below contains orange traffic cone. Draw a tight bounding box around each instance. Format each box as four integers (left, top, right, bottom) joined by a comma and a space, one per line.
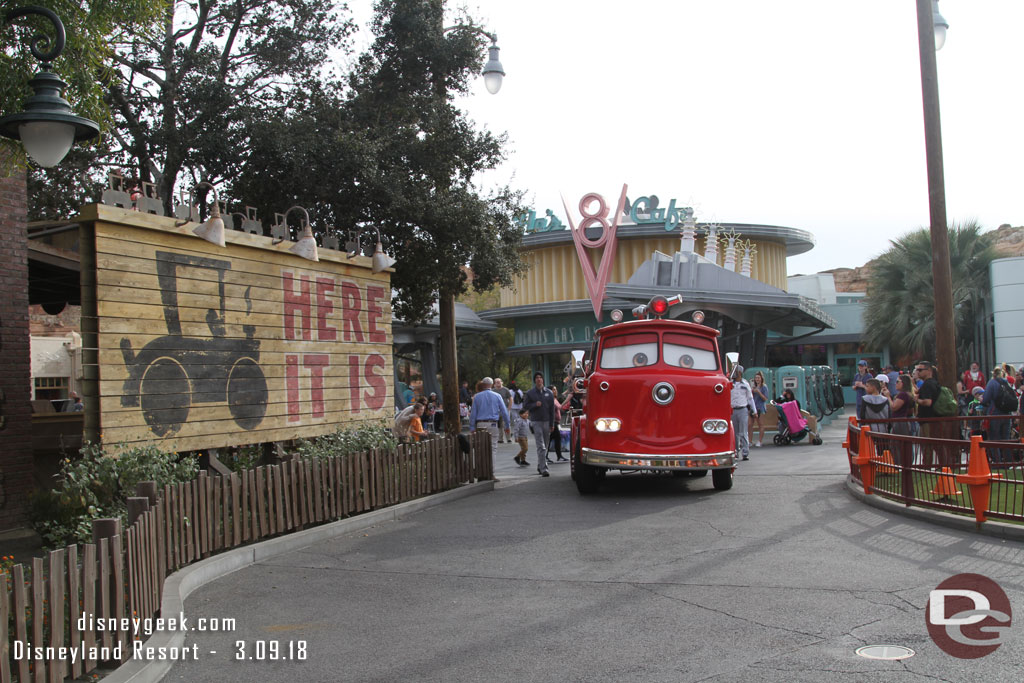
877, 450, 897, 475
930, 467, 961, 498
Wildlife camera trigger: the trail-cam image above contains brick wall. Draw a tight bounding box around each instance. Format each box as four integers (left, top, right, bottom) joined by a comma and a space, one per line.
0, 151, 33, 530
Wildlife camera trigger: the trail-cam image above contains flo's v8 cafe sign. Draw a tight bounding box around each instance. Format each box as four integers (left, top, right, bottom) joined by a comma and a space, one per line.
88, 206, 393, 453
518, 193, 695, 234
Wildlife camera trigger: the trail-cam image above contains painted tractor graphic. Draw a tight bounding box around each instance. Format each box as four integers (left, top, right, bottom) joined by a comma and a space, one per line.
120, 251, 268, 436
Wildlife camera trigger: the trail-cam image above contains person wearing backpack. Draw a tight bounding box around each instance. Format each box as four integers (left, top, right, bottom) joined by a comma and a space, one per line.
981, 366, 1016, 462
862, 379, 891, 432
914, 361, 943, 467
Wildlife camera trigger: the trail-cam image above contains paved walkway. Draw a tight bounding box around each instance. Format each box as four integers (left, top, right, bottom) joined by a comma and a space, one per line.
166, 416, 1024, 682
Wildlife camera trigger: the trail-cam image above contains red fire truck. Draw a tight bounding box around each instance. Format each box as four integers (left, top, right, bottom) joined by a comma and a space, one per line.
569, 295, 739, 495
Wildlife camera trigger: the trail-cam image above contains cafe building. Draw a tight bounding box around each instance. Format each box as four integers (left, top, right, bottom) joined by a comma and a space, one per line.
478, 191, 837, 382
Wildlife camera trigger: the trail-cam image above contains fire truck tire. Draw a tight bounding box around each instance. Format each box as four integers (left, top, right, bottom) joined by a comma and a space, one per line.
575, 463, 601, 494
712, 468, 733, 491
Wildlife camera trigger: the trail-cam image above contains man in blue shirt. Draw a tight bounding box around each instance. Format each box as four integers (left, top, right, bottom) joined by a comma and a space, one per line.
468, 377, 510, 458
523, 372, 556, 477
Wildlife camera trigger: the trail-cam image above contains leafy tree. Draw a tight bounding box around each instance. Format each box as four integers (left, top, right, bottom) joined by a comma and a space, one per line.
348, 0, 525, 435
862, 221, 996, 373
1, 0, 163, 193
18, 0, 355, 216
231, 0, 526, 433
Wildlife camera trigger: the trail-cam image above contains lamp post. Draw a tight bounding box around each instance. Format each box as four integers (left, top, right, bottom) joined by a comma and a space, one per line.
915, 0, 956, 392
435, 14, 504, 436
0, 5, 99, 167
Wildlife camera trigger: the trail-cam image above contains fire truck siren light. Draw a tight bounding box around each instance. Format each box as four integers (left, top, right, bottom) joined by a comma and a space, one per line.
649, 296, 669, 316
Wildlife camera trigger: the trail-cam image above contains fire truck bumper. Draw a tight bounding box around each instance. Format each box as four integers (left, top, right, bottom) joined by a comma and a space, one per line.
581, 448, 736, 471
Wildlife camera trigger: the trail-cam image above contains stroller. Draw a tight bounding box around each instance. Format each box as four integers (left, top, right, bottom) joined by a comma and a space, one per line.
772, 399, 823, 446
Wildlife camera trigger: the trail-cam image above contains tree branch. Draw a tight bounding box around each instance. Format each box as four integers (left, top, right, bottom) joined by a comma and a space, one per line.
109, 52, 168, 89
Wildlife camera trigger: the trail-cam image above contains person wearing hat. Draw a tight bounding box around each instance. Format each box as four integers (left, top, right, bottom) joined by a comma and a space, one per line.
852, 360, 873, 421
966, 385, 987, 438
729, 364, 757, 461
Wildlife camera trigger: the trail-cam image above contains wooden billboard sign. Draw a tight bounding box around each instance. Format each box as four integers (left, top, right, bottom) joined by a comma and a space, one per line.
77, 204, 393, 453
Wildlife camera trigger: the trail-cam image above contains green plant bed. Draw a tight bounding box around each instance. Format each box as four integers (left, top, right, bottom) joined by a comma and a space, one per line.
294, 421, 397, 460
875, 466, 1024, 521
29, 442, 199, 548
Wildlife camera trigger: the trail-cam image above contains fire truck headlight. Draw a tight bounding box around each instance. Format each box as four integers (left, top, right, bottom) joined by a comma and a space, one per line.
595, 418, 621, 432
702, 419, 729, 435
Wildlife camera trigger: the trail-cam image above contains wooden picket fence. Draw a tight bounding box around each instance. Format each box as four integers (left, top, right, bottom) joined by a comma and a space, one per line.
0, 432, 492, 682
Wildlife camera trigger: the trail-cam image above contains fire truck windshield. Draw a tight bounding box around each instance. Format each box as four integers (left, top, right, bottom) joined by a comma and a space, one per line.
599, 332, 658, 369
663, 333, 719, 370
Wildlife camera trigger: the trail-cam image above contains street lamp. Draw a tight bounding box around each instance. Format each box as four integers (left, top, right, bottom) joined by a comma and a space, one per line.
444, 25, 504, 94
482, 34, 505, 94
932, 0, 949, 50
0, 6, 99, 167
915, 0, 956, 394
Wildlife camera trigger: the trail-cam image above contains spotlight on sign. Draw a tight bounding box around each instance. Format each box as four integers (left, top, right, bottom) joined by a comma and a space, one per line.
285, 205, 318, 262
370, 229, 396, 273
190, 181, 225, 247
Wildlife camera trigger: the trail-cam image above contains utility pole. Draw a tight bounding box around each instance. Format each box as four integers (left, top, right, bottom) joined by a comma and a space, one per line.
915, 0, 956, 391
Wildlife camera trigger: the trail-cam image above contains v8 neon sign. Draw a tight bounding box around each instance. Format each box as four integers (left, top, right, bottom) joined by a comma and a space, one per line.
561, 185, 628, 321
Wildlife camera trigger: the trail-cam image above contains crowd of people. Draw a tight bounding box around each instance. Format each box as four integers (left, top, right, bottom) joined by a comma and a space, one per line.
393, 371, 580, 477
395, 358, 1023, 468
852, 359, 1023, 463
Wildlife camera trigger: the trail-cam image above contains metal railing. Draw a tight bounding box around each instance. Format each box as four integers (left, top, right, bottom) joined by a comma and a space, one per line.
846, 415, 1024, 526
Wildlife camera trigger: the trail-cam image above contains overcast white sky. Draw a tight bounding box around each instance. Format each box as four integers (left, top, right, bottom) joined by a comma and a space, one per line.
348, 1, 1024, 275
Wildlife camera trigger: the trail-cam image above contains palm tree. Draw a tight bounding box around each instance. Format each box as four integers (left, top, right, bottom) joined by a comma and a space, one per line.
863, 221, 996, 373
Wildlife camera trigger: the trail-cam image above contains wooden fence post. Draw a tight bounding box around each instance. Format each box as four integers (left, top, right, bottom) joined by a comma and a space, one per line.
135, 480, 158, 506
127, 497, 150, 528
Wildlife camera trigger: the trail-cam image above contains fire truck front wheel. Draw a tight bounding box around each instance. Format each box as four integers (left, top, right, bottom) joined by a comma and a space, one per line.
712, 468, 733, 491
575, 462, 601, 495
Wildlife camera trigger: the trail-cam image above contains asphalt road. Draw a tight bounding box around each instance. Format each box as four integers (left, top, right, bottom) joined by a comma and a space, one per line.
168, 420, 1024, 682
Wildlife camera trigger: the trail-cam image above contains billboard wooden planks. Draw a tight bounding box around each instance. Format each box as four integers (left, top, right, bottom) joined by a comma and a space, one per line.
83, 205, 393, 452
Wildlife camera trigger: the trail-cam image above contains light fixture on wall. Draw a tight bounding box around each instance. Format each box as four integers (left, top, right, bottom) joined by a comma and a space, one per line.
188, 181, 225, 247
285, 205, 318, 262
344, 227, 395, 273
0, 6, 100, 167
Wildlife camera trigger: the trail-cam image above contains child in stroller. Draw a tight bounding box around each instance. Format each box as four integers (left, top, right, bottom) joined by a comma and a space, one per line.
772, 389, 823, 446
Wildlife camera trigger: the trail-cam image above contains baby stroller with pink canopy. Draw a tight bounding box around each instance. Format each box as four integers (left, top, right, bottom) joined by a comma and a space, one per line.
772, 399, 823, 446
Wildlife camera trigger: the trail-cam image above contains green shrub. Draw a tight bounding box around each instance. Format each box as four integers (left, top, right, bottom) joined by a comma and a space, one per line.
29, 442, 198, 548
224, 443, 263, 472
294, 422, 397, 461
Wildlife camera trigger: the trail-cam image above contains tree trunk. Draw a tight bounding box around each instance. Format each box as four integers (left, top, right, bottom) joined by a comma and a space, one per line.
439, 290, 461, 435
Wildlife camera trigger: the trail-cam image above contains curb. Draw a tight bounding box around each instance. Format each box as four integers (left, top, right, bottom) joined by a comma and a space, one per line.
844, 475, 1024, 542
103, 479, 495, 683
